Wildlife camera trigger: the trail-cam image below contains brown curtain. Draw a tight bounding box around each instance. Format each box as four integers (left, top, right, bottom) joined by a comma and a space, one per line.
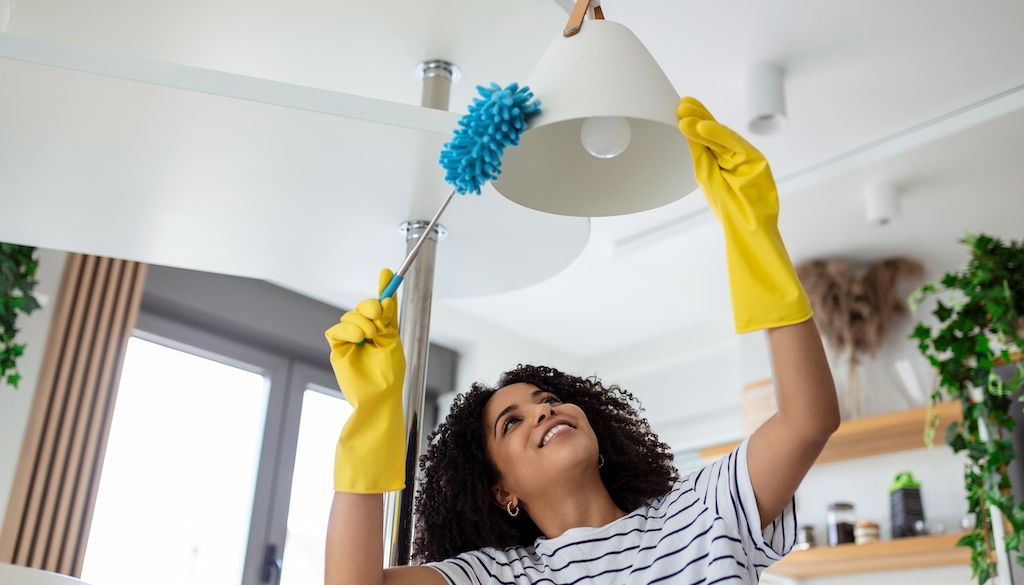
0, 254, 147, 577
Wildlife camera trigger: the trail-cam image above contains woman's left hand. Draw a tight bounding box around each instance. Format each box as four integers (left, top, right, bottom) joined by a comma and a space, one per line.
676, 96, 812, 333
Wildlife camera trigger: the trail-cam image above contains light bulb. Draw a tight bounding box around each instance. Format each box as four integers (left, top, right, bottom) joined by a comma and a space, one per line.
580, 117, 631, 159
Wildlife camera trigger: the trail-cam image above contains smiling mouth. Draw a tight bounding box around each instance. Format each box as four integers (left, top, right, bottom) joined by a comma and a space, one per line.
540, 424, 575, 447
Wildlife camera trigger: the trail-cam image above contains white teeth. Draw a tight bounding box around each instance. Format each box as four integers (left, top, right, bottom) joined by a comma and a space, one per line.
542, 424, 572, 447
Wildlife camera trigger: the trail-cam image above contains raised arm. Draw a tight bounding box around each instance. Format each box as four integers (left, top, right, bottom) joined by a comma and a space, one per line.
677, 98, 839, 528
323, 269, 443, 585
750, 320, 839, 525
326, 493, 442, 585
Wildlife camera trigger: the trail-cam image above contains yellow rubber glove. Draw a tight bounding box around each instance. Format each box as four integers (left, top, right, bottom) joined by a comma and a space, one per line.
676, 97, 812, 333
324, 268, 406, 493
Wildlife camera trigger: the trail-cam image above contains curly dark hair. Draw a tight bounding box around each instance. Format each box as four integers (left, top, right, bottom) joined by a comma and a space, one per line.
411, 364, 679, 564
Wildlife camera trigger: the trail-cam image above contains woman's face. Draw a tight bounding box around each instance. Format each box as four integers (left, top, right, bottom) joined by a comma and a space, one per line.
483, 382, 599, 507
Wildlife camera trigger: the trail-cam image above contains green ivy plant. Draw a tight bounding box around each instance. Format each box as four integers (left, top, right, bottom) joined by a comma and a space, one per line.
1, 243, 41, 389
910, 234, 1024, 584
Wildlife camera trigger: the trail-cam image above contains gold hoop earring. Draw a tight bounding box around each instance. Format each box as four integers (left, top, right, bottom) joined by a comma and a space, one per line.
506, 500, 520, 518
598, 454, 605, 468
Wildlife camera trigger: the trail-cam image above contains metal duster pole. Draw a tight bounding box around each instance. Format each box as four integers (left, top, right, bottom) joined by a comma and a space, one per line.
382, 59, 458, 567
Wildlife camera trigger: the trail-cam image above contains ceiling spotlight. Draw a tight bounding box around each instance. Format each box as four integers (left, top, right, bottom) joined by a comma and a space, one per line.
747, 64, 787, 135
865, 183, 901, 226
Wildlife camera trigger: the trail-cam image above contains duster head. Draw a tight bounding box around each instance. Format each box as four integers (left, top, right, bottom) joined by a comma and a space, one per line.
439, 83, 541, 195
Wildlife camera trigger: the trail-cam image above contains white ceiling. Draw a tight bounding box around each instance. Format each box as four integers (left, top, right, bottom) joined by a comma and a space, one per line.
4, 0, 568, 108
447, 104, 1024, 357
2, 0, 1024, 359
0, 53, 591, 298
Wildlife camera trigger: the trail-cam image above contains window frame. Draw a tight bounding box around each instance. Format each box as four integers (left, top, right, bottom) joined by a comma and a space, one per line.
131, 310, 294, 585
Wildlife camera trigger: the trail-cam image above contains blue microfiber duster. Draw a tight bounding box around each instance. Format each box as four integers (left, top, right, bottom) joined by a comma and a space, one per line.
375, 83, 541, 304
439, 83, 542, 195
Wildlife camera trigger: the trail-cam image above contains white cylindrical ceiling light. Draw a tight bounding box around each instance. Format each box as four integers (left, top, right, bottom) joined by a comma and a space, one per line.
865, 183, 900, 225
747, 64, 787, 135
494, 18, 695, 217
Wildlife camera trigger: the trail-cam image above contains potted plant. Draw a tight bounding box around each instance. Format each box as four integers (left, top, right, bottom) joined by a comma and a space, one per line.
0, 242, 41, 389
911, 234, 1024, 584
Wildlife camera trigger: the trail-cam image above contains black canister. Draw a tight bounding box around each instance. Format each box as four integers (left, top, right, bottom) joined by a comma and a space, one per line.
890, 471, 925, 538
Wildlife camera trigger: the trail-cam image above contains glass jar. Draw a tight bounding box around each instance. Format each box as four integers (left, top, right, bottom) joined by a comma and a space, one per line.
827, 502, 856, 546
795, 525, 816, 550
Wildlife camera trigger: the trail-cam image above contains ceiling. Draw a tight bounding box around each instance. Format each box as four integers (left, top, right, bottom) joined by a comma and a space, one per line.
444, 130, 1024, 359
2, 0, 1024, 359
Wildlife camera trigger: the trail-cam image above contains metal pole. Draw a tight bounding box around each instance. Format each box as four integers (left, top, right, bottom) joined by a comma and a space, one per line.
971, 387, 1016, 585
382, 59, 457, 567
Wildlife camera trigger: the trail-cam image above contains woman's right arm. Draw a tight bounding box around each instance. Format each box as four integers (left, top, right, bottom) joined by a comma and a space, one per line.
325, 493, 445, 585
323, 269, 445, 585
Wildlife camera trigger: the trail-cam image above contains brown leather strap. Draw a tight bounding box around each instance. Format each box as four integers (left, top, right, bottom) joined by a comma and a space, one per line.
563, 0, 591, 37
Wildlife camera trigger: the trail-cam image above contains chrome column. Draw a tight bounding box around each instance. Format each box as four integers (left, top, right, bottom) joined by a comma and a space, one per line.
382, 59, 457, 567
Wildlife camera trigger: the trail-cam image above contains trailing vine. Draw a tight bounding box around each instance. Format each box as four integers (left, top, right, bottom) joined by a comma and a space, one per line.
0, 243, 41, 389
910, 234, 1024, 584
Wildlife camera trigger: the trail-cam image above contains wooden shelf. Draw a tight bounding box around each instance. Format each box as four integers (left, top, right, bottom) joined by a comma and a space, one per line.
699, 402, 962, 465
767, 533, 969, 578
996, 351, 1023, 367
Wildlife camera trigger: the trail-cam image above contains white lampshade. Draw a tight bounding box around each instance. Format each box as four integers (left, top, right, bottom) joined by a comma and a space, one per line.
495, 19, 695, 217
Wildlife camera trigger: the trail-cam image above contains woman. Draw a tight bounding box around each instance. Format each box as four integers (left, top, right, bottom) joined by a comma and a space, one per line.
324, 98, 839, 585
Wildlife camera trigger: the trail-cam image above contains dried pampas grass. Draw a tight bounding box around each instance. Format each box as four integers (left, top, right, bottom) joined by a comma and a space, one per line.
796, 257, 924, 418
797, 258, 923, 358
864, 259, 926, 334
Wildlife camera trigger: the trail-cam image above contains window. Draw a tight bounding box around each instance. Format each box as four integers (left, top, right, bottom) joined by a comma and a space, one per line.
82, 337, 270, 585
279, 388, 352, 585
77, 277, 453, 585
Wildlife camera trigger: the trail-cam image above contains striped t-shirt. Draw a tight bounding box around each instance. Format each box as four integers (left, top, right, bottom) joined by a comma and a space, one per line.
426, 439, 795, 585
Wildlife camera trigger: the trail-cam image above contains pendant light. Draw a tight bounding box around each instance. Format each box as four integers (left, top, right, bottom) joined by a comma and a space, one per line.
494, 0, 695, 217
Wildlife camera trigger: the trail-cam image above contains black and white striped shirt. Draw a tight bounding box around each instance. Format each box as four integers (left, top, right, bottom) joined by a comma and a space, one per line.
426, 439, 795, 584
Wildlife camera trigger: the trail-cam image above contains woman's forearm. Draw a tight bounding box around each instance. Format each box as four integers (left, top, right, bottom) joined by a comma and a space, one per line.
747, 317, 839, 528
326, 493, 444, 585
766, 318, 840, 440
326, 492, 385, 585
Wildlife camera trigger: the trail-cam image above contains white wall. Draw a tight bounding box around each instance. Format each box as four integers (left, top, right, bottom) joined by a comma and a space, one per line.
431, 302, 587, 420
0, 248, 67, 530
583, 324, 743, 452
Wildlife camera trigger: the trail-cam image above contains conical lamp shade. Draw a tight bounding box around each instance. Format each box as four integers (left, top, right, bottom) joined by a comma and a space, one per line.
495, 19, 695, 217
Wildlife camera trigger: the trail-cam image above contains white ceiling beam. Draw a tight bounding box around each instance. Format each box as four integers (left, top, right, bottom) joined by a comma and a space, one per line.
0, 32, 460, 135
778, 82, 1024, 193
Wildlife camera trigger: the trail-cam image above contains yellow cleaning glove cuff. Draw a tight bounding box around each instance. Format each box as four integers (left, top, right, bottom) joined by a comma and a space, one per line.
676, 97, 812, 333
324, 268, 407, 493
